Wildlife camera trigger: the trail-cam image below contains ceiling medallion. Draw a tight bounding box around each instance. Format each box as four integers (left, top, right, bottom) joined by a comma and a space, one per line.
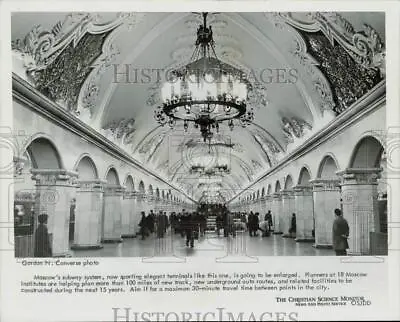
154, 12, 255, 142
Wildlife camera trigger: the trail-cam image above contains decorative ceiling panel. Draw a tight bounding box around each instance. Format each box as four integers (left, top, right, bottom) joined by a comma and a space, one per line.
11, 12, 386, 202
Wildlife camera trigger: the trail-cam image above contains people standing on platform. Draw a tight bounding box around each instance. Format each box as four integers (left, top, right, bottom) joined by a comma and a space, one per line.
139, 211, 149, 240
180, 211, 195, 248
254, 213, 260, 236
178, 211, 186, 237
163, 212, 169, 234
248, 212, 253, 236
289, 213, 296, 237
148, 210, 155, 234
156, 211, 167, 238
170, 212, 178, 233
34, 213, 52, 257
248, 211, 259, 237
265, 210, 273, 232
332, 208, 349, 256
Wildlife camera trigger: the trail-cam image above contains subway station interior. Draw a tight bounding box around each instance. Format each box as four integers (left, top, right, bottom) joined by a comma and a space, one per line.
11, 12, 388, 258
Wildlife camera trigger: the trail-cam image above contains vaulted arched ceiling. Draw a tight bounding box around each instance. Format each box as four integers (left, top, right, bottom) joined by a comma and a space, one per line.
11, 11, 385, 202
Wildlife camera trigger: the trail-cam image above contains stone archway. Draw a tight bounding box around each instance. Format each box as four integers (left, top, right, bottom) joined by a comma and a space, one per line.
281, 175, 295, 237
121, 175, 137, 238
338, 136, 386, 255
72, 155, 103, 250
17, 137, 77, 257
294, 166, 314, 242
272, 180, 283, 233
312, 155, 341, 248
102, 167, 124, 243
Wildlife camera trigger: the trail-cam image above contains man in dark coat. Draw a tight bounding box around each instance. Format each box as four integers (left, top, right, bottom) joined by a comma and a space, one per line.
138, 211, 148, 240
148, 210, 155, 233
180, 211, 195, 247
265, 210, 273, 232
289, 213, 296, 237
34, 213, 52, 257
248, 212, 253, 236
332, 208, 349, 256
156, 211, 167, 238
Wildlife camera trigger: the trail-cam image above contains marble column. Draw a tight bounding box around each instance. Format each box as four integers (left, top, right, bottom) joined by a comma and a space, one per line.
294, 185, 315, 242
337, 168, 382, 255
31, 169, 78, 257
281, 190, 295, 237
72, 180, 106, 250
102, 184, 124, 243
271, 193, 282, 234
121, 190, 137, 238
311, 179, 341, 248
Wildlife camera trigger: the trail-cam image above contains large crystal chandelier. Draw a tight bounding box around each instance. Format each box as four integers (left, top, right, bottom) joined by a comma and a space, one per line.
154, 12, 254, 142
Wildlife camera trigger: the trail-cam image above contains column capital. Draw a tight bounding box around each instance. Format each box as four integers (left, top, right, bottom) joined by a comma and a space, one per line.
337, 168, 382, 185
77, 179, 107, 192
310, 179, 341, 191
31, 169, 79, 186
280, 189, 295, 198
135, 192, 146, 200
123, 190, 136, 199
104, 184, 125, 194
293, 185, 313, 193
272, 192, 281, 200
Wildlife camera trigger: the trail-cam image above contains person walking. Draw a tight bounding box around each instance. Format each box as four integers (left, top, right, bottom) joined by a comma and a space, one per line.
332, 208, 349, 256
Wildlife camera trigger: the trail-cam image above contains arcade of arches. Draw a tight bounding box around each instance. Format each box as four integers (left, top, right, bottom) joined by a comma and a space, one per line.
11, 12, 388, 257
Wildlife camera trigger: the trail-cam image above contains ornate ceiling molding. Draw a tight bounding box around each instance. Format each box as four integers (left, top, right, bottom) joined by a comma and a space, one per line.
12, 12, 144, 73
278, 12, 385, 76
78, 40, 120, 121
12, 12, 145, 117
102, 117, 136, 146
26, 31, 112, 113
281, 117, 313, 145
267, 13, 336, 114
251, 131, 281, 167
226, 12, 323, 122
136, 130, 169, 163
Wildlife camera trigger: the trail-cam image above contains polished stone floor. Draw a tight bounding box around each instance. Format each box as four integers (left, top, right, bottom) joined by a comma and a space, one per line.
70, 230, 334, 257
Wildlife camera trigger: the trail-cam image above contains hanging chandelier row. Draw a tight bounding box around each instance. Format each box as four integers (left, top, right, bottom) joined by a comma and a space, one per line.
154, 12, 255, 142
